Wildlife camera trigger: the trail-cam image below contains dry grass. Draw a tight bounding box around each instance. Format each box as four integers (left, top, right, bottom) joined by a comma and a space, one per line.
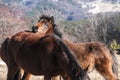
0, 54, 120, 80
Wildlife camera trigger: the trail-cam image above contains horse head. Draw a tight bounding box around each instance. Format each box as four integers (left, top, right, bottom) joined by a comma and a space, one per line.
32, 15, 54, 35
32, 15, 62, 38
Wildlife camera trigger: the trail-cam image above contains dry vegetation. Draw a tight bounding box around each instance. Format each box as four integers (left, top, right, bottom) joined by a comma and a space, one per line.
0, 4, 29, 44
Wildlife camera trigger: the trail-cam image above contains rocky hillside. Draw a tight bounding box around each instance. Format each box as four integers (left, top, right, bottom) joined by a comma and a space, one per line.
0, 0, 120, 21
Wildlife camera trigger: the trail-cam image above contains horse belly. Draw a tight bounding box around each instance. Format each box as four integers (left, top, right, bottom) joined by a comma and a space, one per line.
16, 52, 44, 75
13, 45, 55, 75
19, 60, 44, 75
23, 67, 43, 75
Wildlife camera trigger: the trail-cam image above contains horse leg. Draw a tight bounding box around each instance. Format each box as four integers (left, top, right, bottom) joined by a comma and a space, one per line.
7, 53, 20, 80
44, 75, 51, 80
7, 65, 20, 80
22, 72, 31, 80
62, 74, 70, 80
52, 76, 61, 80
95, 62, 117, 80
14, 69, 21, 80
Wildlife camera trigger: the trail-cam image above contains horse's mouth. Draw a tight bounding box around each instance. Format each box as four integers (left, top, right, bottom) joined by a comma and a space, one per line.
32, 29, 38, 33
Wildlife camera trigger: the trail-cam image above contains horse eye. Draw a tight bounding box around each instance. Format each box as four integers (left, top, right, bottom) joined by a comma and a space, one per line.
44, 22, 49, 27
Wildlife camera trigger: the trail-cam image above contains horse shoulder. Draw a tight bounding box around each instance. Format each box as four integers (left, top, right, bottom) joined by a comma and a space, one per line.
39, 36, 55, 53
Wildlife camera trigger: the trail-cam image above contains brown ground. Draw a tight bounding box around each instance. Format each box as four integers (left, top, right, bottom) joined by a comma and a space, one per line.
0, 54, 120, 80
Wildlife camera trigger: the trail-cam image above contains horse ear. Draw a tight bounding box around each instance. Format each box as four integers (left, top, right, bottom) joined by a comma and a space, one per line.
50, 16, 54, 23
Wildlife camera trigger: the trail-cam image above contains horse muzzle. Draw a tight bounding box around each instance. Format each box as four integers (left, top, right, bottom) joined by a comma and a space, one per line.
32, 26, 38, 33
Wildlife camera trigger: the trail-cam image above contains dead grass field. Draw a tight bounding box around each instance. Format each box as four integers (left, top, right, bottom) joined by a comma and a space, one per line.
0, 54, 120, 80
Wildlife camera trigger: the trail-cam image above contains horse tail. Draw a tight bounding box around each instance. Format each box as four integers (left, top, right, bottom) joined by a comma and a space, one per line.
0, 37, 10, 64
57, 39, 88, 80
115, 49, 120, 55
14, 69, 21, 80
109, 48, 119, 78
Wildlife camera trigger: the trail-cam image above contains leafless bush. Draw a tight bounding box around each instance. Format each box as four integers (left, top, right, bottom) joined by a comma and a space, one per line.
0, 4, 29, 45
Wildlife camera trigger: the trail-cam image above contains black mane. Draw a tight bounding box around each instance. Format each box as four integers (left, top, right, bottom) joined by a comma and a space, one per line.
38, 15, 54, 23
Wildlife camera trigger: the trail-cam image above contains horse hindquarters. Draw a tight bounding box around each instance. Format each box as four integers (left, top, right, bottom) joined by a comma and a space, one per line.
95, 50, 117, 80
95, 61, 117, 80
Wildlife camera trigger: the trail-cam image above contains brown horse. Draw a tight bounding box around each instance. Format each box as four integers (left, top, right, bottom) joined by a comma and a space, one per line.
0, 16, 89, 80
31, 15, 119, 80
63, 40, 118, 80
21, 15, 64, 80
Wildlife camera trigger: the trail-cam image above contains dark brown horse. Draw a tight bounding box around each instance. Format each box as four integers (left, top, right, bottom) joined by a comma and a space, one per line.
21, 15, 64, 80
0, 16, 89, 80
31, 15, 119, 80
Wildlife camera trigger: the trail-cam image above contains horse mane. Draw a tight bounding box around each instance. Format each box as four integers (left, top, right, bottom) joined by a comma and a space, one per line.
38, 15, 54, 23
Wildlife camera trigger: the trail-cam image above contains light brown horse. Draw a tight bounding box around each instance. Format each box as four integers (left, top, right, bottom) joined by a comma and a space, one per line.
63, 40, 118, 80
31, 15, 118, 80
0, 16, 89, 80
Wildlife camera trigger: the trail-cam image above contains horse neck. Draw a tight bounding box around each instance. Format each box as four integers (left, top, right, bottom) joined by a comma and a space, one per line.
45, 26, 54, 35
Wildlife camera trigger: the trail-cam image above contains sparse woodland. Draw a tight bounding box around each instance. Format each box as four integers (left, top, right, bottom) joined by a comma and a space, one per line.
59, 13, 120, 45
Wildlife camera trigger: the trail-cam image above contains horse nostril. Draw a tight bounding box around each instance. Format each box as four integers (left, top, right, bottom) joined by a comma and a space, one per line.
32, 26, 38, 33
